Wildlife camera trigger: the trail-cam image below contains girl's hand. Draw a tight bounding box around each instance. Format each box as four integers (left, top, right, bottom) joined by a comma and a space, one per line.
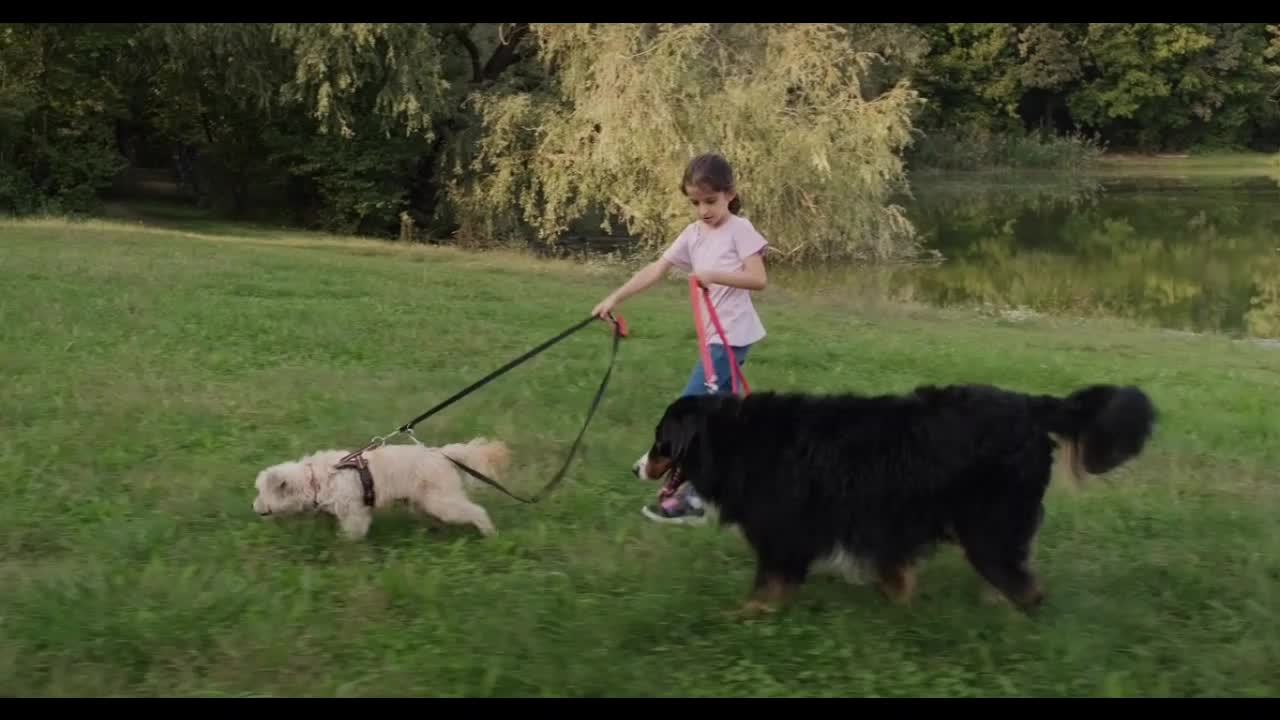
691, 271, 712, 289
591, 257, 673, 320
592, 296, 617, 320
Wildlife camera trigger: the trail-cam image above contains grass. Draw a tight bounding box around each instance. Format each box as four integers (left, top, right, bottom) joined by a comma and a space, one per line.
1094, 151, 1280, 179
907, 129, 1105, 173
2, 214, 1278, 697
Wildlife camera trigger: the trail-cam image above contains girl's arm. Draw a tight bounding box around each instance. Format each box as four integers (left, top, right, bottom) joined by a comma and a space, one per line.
592, 257, 675, 318
694, 253, 767, 291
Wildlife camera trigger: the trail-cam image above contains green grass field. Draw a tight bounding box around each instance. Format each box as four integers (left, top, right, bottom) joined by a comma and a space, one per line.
2, 216, 1278, 697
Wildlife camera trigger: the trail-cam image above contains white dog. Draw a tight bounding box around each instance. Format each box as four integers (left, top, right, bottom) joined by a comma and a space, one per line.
252, 438, 510, 539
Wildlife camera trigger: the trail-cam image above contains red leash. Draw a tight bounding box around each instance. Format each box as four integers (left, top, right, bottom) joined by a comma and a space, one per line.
688, 276, 750, 396
659, 278, 749, 504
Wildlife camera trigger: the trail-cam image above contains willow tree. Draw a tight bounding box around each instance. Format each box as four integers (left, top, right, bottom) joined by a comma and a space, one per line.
268, 23, 540, 235
455, 23, 924, 263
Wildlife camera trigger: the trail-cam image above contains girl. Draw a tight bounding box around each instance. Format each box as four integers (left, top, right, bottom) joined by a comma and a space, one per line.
591, 153, 768, 525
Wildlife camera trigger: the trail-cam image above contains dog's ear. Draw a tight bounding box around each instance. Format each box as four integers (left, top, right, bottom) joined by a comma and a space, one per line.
265, 467, 292, 492
667, 410, 707, 466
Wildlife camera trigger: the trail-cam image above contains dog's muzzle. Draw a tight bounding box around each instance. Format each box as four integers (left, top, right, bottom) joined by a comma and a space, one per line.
633, 452, 672, 481
631, 452, 649, 478
634, 451, 685, 500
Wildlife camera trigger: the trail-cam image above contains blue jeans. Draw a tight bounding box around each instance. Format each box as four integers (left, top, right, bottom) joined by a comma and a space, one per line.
680, 343, 750, 398
675, 343, 749, 507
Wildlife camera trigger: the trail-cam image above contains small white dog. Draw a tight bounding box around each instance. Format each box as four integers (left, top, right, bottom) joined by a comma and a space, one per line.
252, 438, 510, 539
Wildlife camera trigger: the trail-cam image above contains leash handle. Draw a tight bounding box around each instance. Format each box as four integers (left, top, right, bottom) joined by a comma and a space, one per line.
609, 313, 628, 338
688, 276, 749, 396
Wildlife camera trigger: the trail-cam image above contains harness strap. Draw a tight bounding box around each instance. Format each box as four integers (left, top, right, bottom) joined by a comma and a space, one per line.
334, 453, 376, 507
306, 465, 321, 509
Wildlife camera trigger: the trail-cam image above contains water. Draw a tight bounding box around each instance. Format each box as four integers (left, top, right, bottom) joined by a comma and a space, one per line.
791, 167, 1280, 339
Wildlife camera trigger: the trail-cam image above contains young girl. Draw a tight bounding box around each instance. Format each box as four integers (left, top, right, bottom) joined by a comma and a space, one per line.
591, 153, 769, 525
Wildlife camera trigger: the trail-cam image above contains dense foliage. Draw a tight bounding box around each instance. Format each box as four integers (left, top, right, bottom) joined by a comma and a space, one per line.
2, 23, 1277, 260
912, 23, 1280, 151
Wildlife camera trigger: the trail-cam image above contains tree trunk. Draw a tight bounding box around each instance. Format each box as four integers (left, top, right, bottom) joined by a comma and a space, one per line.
406, 23, 532, 236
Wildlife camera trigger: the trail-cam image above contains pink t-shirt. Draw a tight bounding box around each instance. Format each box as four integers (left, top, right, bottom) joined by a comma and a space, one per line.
662, 214, 768, 347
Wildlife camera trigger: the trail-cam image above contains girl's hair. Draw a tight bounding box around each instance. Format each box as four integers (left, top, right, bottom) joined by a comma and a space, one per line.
682, 153, 742, 214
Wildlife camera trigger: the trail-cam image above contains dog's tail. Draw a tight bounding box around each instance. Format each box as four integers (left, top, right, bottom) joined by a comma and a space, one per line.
1031, 384, 1156, 488
442, 437, 512, 489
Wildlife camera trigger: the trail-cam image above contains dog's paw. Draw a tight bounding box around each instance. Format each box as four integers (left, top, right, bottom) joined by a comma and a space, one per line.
339, 519, 372, 540
980, 585, 1010, 606
733, 599, 780, 621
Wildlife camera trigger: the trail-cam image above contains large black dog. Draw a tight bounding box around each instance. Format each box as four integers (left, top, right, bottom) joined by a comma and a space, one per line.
634, 383, 1156, 615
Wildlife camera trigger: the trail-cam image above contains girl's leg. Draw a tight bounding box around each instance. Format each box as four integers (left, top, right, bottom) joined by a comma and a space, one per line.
642, 343, 750, 525
679, 347, 713, 398
679, 343, 749, 399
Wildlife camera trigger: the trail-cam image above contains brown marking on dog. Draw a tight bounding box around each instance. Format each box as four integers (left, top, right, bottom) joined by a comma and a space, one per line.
1015, 578, 1045, 610
878, 564, 917, 606
981, 582, 1011, 606
737, 575, 798, 618
1049, 432, 1086, 492
643, 456, 672, 480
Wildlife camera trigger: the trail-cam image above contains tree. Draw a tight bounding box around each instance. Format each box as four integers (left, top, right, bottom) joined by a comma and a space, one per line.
910, 23, 1280, 152
1068, 23, 1277, 150
455, 23, 924, 263
145, 23, 290, 216
0, 23, 134, 214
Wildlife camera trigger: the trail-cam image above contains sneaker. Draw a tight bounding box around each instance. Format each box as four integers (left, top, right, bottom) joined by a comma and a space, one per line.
641, 491, 707, 526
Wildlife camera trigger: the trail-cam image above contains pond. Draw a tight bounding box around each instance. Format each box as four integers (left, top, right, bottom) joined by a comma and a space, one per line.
784, 164, 1280, 340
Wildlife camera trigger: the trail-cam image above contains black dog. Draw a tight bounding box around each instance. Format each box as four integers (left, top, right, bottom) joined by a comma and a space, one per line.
634, 383, 1156, 615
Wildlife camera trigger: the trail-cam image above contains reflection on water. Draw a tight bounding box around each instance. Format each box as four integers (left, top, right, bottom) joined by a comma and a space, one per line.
784, 170, 1280, 339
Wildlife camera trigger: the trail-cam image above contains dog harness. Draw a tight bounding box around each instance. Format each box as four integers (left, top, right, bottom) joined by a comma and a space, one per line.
334, 453, 377, 507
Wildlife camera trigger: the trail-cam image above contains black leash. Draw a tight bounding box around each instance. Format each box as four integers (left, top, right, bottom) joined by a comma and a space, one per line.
398, 314, 623, 435
445, 318, 623, 504
340, 314, 627, 504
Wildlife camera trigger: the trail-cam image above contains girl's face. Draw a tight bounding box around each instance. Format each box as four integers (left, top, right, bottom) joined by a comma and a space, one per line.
685, 184, 735, 228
